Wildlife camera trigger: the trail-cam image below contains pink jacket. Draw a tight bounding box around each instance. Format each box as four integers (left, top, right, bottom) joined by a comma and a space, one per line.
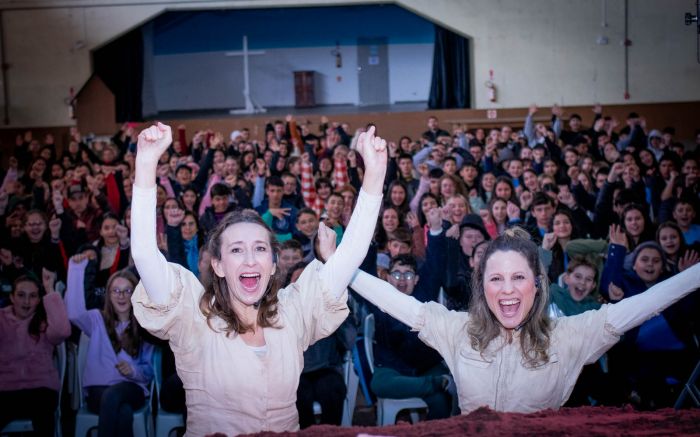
0, 293, 71, 391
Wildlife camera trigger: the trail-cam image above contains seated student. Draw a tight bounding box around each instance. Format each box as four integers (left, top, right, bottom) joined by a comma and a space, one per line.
549, 256, 601, 318
431, 212, 490, 311
368, 255, 452, 421
376, 228, 413, 280
278, 240, 303, 280
293, 208, 320, 262
508, 192, 554, 243
323, 192, 345, 244
65, 256, 155, 437
671, 199, 700, 245
0, 274, 71, 436
288, 260, 356, 429
601, 225, 699, 408
199, 183, 240, 238
255, 176, 299, 242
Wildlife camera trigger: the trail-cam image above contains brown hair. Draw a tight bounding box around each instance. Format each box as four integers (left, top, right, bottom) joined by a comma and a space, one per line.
468, 227, 552, 367
566, 256, 599, 284
13, 275, 47, 342
199, 209, 281, 336
102, 269, 142, 357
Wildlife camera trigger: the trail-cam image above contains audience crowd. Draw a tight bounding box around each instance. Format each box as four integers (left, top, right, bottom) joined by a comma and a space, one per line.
1, 105, 700, 433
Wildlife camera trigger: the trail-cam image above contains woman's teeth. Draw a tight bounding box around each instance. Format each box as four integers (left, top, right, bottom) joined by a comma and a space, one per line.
240, 273, 261, 289
499, 299, 520, 317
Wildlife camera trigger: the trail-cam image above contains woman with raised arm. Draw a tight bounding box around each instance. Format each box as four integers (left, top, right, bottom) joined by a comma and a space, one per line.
348, 227, 700, 414
130, 123, 386, 436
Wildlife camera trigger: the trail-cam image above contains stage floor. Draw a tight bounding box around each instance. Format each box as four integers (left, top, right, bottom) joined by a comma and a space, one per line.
244, 406, 700, 436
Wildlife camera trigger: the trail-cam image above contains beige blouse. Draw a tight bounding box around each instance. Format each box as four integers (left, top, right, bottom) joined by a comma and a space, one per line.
349, 262, 700, 413
132, 259, 348, 436
418, 302, 618, 413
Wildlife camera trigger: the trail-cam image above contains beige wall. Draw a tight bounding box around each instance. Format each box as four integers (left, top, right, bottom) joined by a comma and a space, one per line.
1, 0, 699, 128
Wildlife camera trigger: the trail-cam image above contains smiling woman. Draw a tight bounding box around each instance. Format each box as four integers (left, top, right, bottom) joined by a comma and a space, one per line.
130, 123, 386, 436
348, 226, 700, 414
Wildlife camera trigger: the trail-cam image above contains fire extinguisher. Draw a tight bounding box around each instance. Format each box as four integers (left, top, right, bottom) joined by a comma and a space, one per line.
332, 41, 342, 68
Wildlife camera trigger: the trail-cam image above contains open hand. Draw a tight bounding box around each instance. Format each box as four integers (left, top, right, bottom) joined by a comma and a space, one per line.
608, 224, 628, 249
678, 250, 700, 272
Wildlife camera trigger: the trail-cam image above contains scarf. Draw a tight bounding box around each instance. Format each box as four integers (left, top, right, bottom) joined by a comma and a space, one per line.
184, 235, 200, 279
549, 283, 601, 317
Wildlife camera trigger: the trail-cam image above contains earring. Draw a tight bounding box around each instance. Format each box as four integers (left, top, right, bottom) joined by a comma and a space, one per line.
535, 277, 541, 289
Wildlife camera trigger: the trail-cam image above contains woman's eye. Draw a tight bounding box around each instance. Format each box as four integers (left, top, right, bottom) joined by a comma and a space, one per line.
256, 246, 267, 252
514, 275, 525, 281
231, 248, 242, 253
490, 277, 501, 282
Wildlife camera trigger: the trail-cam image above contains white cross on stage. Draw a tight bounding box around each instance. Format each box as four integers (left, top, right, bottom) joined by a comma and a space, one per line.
226, 35, 266, 114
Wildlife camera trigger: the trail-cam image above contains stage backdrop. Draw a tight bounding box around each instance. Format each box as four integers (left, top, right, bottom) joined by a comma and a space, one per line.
141, 5, 436, 116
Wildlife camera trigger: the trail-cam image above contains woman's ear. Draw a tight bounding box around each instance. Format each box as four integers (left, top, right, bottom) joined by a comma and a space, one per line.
211, 258, 225, 278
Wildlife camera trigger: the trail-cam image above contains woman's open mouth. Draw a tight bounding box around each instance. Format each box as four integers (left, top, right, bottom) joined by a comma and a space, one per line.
499, 298, 521, 318
239, 273, 261, 292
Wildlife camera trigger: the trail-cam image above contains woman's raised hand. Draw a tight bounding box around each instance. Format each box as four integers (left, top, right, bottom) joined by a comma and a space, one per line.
135, 123, 173, 188
137, 123, 172, 164
355, 125, 387, 195
317, 221, 337, 262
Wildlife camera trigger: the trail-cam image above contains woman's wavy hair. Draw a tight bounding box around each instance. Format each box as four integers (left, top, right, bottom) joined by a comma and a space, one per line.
102, 269, 143, 357
13, 275, 47, 342
199, 209, 281, 336
467, 227, 552, 367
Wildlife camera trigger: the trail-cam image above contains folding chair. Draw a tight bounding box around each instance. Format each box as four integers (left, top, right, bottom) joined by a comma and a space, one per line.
675, 359, 700, 409
74, 333, 153, 437
362, 313, 427, 426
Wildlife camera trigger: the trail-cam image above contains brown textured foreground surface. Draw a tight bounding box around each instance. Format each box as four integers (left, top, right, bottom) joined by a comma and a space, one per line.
242, 406, 700, 437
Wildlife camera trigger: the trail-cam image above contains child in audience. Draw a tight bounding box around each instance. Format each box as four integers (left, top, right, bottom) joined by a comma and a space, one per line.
0, 274, 71, 436
66, 255, 154, 437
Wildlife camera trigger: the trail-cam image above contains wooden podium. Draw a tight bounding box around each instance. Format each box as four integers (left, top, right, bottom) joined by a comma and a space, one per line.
294, 71, 316, 108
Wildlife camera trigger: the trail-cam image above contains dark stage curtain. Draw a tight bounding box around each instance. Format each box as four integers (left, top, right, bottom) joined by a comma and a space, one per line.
428, 25, 471, 109
93, 28, 144, 122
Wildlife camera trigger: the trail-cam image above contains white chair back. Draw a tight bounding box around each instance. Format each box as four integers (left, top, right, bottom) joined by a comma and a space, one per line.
363, 313, 375, 374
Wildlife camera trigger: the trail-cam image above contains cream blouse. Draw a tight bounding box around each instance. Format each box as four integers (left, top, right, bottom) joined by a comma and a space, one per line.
132, 259, 347, 436
130, 185, 382, 436
350, 262, 700, 413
